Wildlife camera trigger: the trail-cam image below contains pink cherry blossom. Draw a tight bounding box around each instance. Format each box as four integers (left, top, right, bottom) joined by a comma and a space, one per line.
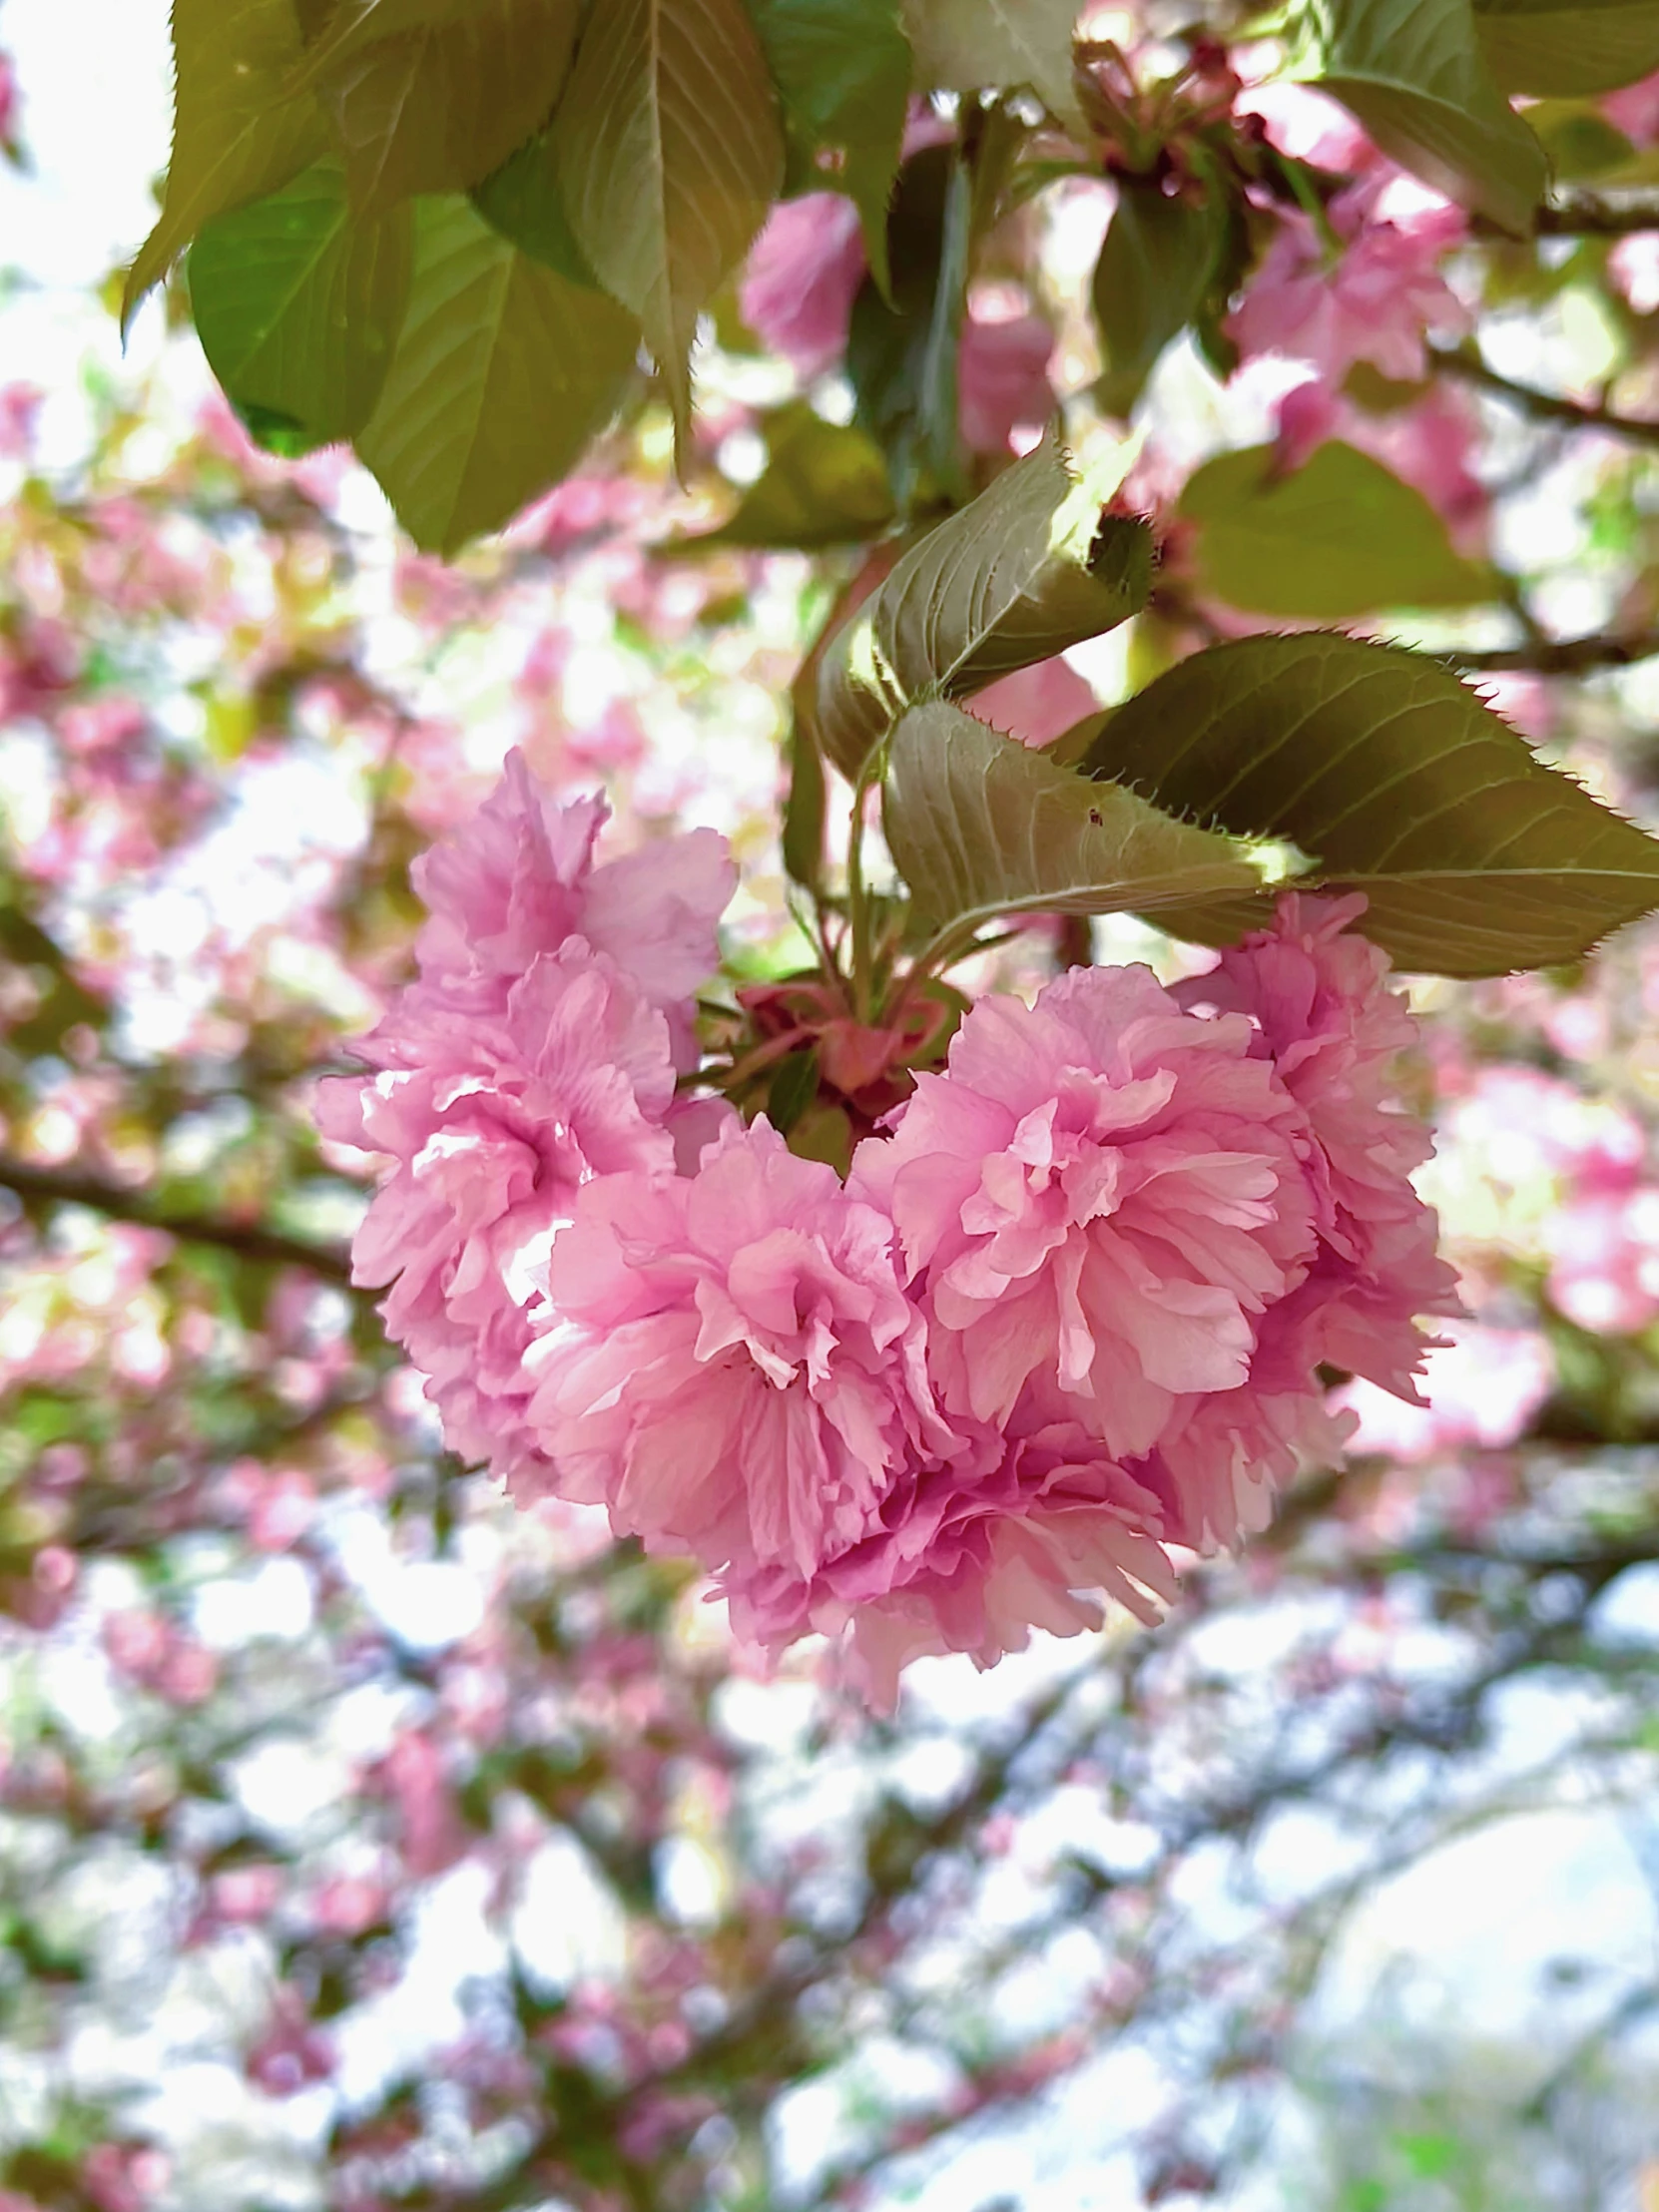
1603, 69, 1659, 147
1175, 893, 1460, 1401
957, 308, 1056, 452
1334, 1319, 1554, 1461
849, 959, 1321, 1458
318, 943, 679, 1480
0, 52, 19, 156
1228, 175, 1469, 383
752, 1406, 1181, 1707
411, 747, 733, 1060
740, 194, 867, 381
965, 654, 1099, 748
527, 1117, 958, 1597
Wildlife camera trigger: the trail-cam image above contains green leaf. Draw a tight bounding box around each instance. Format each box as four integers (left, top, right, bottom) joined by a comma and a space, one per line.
1292, 0, 1546, 233
1178, 440, 1495, 620
355, 195, 639, 552
1079, 633, 1659, 975
885, 700, 1275, 935
1472, 0, 1659, 95
554, 0, 786, 438
845, 144, 970, 509
678, 403, 894, 550
768, 1045, 822, 1132
308, 0, 581, 214
189, 162, 412, 445
816, 429, 1151, 779
746, 0, 912, 293
898, 0, 1084, 131
1092, 176, 1227, 418
472, 129, 609, 286
124, 0, 328, 320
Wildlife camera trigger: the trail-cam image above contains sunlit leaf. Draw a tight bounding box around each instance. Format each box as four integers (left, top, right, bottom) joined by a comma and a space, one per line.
1473, 0, 1659, 95
1178, 440, 1495, 619
555, 0, 785, 438
1292, 0, 1546, 233
816, 428, 1152, 779
355, 196, 638, 551
1080, 633, 1659, 973
885, 701, 1273, 934
125, 0, 328, 320
747, 0, 912, 292
305, 0, 580, 215
189, 162, 412, 445
898, 0, 1084, 130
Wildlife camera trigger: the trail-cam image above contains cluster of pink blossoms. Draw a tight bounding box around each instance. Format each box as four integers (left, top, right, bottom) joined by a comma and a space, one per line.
324, 760, 1456, 1702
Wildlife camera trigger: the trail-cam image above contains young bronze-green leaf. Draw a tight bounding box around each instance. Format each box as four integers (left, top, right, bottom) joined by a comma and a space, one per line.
1293, 0, 1546, 233
898, 0, 1084, 130
126, 0, 328, 319
1472, 0, 1659, 95
310, 0, 580, 214
1178, 440, 1495, 619
555, 0, 785, 435
355, 196, 638, 551
189, 162, 412, 446
885, 701, 1273, 934
1080, 632, 1659, 974
815, 429, 1153, 778
677, 404, 894, 551
746, 0, 912, 291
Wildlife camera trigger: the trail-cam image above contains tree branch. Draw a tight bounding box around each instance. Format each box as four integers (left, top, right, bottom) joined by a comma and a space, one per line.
1450, 628, 1659, 675
1430, 342, 1659, 449
0, 1157, 357, 1283
1532, 192, 1659, 238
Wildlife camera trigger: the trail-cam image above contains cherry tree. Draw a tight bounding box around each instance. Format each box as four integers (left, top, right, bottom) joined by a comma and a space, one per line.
4, 1, 1659, 2206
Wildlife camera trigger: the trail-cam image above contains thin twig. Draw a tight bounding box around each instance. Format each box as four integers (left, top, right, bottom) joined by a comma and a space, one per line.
1430, 342, 1659, 449
1532, 193, 1659, 238
0, 1158, 357, 1283
1450, 628, 1659, 675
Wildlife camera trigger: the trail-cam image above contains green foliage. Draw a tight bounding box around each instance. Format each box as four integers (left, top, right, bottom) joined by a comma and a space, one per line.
897, 0, 1084, 131
470, 126, 607, 283
814, 431, 1153, 780
1092, 176, 1232, 419
682, 404, 895, 550
553, 0, 786, 440
355, 196, 638, 551
1472, 0, 1659, 96
299, 0, 581, 215
884, 700, 1273, 935
189, 162, 412, 449
1080, 634, 1659, 974
747, 0, 912, 291
1177, 440, 1496, 619
125, 0, 328, 318
1292, 0, 1547, 233
845, 144, 972, 510
767, 1043, 822, 1132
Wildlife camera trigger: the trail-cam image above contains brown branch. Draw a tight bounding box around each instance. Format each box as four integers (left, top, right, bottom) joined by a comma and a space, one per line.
1450, 628, 1659, 675
0, 1158, 357, 1284
1532, 193, 1659, 239
1430, 342, 1659, 449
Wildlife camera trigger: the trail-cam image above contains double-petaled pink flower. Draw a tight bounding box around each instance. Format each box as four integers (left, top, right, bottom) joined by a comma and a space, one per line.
328, 751, 1451, 1700
1228, 174, 1469, 383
